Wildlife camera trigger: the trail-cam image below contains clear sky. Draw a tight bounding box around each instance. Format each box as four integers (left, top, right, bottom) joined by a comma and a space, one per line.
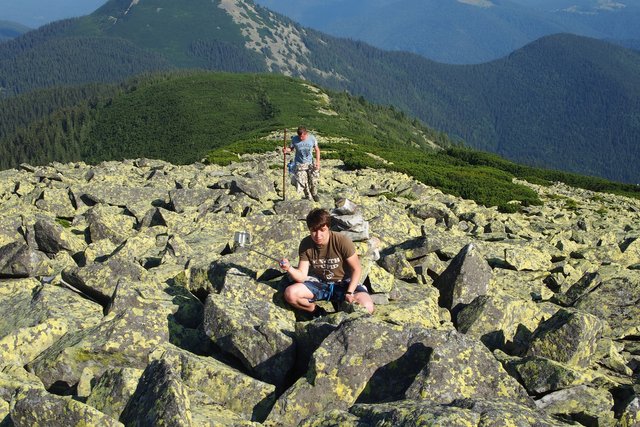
0, 0, 108, 28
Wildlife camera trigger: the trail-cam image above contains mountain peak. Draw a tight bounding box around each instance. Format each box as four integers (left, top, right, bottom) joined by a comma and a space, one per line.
218, 0, 337, 78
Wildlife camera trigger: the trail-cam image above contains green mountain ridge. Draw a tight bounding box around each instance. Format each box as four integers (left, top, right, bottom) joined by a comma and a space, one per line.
1, 0, 640, 184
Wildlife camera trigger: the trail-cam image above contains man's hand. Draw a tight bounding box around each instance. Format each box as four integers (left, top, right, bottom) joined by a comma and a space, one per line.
279, 258, 290, 272
283, 147, 292, 154
344, 292, 355, 304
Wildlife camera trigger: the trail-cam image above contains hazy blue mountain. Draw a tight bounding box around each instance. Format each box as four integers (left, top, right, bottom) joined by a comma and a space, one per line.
0, 0, 107, 28
0, 21, 31, 41
1, 0, 640, 184
254, 0, 640, 64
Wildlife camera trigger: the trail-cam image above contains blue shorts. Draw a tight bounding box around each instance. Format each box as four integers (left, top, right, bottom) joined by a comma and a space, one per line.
303, 277, 368, 302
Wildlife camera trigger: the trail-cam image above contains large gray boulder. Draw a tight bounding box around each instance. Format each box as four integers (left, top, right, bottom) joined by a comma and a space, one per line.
456, 293, 548, 353
33, 218, 85, 255
534, 385, 616, 426
574, 268, 640, 338
203, 291, 296, 388
11, 388, 123, 426
120, 359, 192, 427
433, 243, 492, 319
0, 242, 52, 278
404, 330, 532, 407
85, 367, 144, 421
0, 278, 102, 366
149, 344, 275, 421
26, 279, 177, 391
527, 308, 605, 368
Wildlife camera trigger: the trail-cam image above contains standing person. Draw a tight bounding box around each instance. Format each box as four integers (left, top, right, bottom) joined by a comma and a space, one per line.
284, 126, 320, 202
279, 208, 375, 317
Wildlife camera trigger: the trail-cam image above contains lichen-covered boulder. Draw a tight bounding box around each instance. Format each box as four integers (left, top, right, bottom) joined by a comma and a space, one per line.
62, 258, 148, 306
490, 268, 553, 301
76, 184, 169, 222
527, 308, 605, 368
168, 187, 225, 213
574, 269, 640, 338
105, 227, 166, 265
447, 398, 568, 426
34, 187, 77, 218
534, 385, 616, 426
266, 317, 411, 426
408, 203, 454, 226
0, 399, 8, 424
372, 295, 441, 330
0, 365, 45, 404
404, 330, 532, 407
74, 256, 147, 294
149, 344, 276, 422
509, 356, 598, 395
622, 237, 640, 266
27, 280, 175, 391
85, 367, 144, 420
307, 400, 480, 427
433, 243, 491, 318
456, 293, 547, 352
120, 359, 192, 427
619, 396, 640, 427
346, 398, 569, 427
10, 388, 123, 426
273, 199, 314, 217
33, 218, 85, 255
0, 279, 102, 366
551, 271, 601, 307
229, 176, 277, 202
297, 408, 361, 427
0, 242, 52, 278
0, 211, 26, 248
362, 263, 397, 294
378, 251, 417, 282
85, 204, 137, 245
293, 312, 353, 378
596, 338, 634, 376
203, 291, 296, 388
503, 243, 553, 271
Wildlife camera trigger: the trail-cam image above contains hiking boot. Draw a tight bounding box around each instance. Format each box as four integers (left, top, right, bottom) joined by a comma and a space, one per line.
312, 194, 320, 202
311, 305, 328, 318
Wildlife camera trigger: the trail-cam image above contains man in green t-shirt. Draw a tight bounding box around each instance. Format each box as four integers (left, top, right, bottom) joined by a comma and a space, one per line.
279, 208, 374, 317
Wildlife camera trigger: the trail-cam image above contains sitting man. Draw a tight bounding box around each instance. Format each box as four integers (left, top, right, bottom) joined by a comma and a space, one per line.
279, 208, 375, 317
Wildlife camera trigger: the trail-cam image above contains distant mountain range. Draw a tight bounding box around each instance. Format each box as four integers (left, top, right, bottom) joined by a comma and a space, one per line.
254, 0, 640, 64
1, 0, 639, 184
0, 21, 31, 41
1, 0, 106, 28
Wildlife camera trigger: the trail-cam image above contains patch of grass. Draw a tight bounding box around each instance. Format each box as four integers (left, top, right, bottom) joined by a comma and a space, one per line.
55, 218, 72, 228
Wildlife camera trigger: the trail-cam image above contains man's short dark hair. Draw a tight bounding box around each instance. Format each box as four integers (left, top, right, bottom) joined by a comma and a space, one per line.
297, 126, 307, 136
306, 208, 331, 231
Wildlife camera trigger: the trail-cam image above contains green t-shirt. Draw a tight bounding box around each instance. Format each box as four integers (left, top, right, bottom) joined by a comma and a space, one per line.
299, 231, 356, 282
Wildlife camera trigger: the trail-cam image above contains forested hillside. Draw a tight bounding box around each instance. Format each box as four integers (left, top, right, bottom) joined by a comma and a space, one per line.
0, 71, 446, 169
1, 0, 639, 184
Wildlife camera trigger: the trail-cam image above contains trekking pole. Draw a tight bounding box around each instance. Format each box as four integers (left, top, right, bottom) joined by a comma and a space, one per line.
282, 128, 287, 201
